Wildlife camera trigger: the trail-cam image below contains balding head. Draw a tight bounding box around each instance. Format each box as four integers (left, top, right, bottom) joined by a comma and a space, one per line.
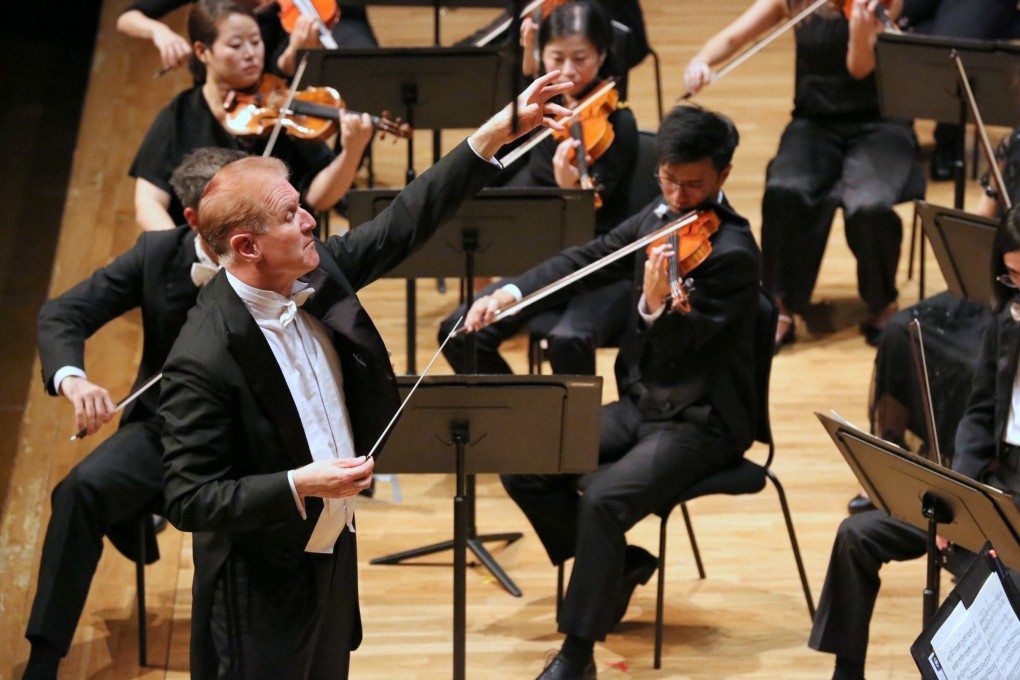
198, 156, 289, 264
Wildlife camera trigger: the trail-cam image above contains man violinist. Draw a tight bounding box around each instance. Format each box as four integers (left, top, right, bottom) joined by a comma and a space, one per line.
463, 104, 762, 680
22, 147, 245, 680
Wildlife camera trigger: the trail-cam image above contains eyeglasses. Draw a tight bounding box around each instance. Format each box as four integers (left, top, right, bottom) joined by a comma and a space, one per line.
654, 173, 703, 193
997, 273, 1020, 289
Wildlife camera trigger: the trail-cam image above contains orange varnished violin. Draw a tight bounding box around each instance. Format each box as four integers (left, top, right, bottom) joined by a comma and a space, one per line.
275, 0, 340, 48
644, 209, 720, 313
223, 73, 412, 142
557, 83, 619, 209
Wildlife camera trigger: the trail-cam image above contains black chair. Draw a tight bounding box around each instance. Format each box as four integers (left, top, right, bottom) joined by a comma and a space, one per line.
554, 291, 815, 669
649, 290, 814, 668
527, 129, 660, 373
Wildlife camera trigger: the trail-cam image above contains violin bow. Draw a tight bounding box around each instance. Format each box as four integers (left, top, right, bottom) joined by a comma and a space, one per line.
499, 79, 617, 167
474, 0, 545, 47
69, 372, 163, 441
907, 319, 945, 468
952, 50, 1012, 212
454, 209, 703, 336
365, 317, 464, 459
262, 53, 310, 158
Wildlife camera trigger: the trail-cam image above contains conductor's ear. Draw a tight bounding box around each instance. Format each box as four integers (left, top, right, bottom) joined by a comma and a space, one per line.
230, 232, 260, 264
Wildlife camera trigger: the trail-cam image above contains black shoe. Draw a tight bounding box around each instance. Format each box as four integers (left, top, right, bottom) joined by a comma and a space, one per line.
610, 545, 658, 629
930, 144, 955, 182
537, 651, 597, 680
859, 323, 883, 348
847, 493, 875, 515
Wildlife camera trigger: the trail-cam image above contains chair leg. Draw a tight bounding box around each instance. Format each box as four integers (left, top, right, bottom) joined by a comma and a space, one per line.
766, 470, 816, 619
556, 561, 567, 623
654, 515, 668, 670
650, 48, 664, 123
136, 517, 148, 668
680, 503, 706, 579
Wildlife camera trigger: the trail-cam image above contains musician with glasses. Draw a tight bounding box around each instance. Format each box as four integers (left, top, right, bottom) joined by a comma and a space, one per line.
809, 204, 1020, 680
462, 105, 761, 680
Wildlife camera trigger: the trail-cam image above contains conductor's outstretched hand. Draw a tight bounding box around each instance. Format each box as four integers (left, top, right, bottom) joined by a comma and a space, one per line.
469, 70, 574, 160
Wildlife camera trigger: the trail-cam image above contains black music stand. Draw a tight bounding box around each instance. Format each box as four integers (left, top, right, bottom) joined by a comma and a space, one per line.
346, 187, 597, 370
353, 188, 596, 596
818, 412, 1020, 626
374, 374, 603, 680
875, 32, 1020, 209
915, 200, 998, 303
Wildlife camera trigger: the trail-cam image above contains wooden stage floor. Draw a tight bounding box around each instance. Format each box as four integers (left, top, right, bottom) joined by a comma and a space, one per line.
0, 0, 997, 677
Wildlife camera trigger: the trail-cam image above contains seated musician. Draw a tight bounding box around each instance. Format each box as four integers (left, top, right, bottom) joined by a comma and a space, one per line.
463, 105, 761, 680
117, 0, 377, 78
22, 147, 244, 680
440, 0, 638, 376
685, 0, 922, 349
129, 0, 373, 232
809, 205, 1020, 680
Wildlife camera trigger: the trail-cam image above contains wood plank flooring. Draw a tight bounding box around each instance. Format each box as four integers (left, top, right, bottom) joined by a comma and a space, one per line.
0, 0, 1002, 678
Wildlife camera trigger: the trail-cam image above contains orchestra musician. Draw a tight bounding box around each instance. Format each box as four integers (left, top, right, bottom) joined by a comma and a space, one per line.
129, 0, 374, 232
440, 0, 638, 377
685, 0, 922, 349
21, 147, 244, 680
463, 105, 761, 680
156, 73, 573, 680
117, 0, 377, 77
809, 204, 1020, 680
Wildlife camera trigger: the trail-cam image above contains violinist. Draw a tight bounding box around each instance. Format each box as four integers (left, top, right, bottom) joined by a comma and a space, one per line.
685, 0, 922, 350
440, 0, 638, 377
129, 0, 373, 232
464, 106, 761, 680
117, 0, 377, 77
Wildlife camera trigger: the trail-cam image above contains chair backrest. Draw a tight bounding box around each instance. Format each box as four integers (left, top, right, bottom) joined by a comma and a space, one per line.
627, 129, 660, 216
753, 289, 779, 452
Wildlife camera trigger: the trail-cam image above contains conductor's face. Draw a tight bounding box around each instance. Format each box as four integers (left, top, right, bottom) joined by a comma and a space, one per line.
258, 177, 320, 279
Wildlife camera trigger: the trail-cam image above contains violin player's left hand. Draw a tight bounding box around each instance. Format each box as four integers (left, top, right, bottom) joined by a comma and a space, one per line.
552, 138, 583, 189
339, 110, 374, 155
643, 242, 676, 315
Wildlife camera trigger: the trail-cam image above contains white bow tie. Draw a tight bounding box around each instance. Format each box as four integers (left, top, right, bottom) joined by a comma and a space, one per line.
190, 262, 220, 287
280, 287, 315, 326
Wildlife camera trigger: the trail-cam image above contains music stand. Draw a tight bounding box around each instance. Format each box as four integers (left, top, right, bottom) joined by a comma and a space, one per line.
352, 188, 597, 596
374, 374, 603, 680
875, 32, 1020, 209
915, 200, 998, 303
346, 186, 597, 370
818, 412, 1020, 625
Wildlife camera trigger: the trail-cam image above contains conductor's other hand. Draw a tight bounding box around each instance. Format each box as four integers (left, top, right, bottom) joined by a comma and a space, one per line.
61, 376, 116, 437
293, 455, 375, 499
469, 70, 574, 160
464, 288, 516, 333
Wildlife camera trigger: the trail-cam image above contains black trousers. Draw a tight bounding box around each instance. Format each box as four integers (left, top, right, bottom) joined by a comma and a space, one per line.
440, 279, 632, 376
332, 6, 378, 48
502, 397, 742, 641
210, 528, 361, 680
25, 420, 164, 654
761, 117, 918, 315
808, 510, 927, 662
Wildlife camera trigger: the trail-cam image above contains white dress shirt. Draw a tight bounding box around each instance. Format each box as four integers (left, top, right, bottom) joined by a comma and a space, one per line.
226, 271, 358, 554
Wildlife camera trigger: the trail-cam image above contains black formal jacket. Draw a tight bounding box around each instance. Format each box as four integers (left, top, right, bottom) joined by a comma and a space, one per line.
511, 196, 762, 451
954, 305, 1020, 493
36, 226, 200, 560
158, 141, 500, 675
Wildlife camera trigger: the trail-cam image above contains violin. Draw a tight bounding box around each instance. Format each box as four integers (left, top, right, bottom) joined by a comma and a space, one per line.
276, 0, 339, 48
554, 82, 617, 164
644, 209, 720, 313
223, 73, 412, 142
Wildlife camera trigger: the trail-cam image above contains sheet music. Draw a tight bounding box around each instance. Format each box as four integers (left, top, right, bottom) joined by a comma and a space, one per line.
929, 573, 1020, 679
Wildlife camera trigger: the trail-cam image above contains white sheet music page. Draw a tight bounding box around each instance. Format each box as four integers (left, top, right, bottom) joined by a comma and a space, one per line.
969, 571, 1020, 677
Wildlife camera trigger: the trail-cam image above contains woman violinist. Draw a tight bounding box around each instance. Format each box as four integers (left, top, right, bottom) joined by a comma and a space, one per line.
130, 0, 373, 232
685, 0, 921, 350
117, 0, 377, 77
509, 0, 639, 235
440, 0, 639, 378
